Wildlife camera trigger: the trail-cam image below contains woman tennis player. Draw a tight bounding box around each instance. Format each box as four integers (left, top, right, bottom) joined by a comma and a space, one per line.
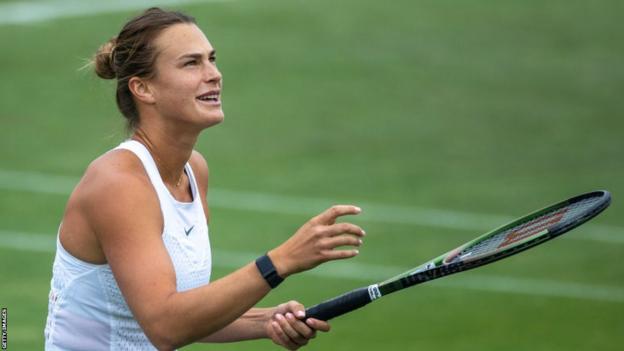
44, 7, 365, 351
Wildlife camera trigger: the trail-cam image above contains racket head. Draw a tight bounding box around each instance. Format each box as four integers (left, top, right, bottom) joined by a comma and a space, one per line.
383, 190, 611, 286
441, 190, 611, 266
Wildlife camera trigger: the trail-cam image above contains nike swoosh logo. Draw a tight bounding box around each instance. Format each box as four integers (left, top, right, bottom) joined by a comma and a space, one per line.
184, 225, 195, 236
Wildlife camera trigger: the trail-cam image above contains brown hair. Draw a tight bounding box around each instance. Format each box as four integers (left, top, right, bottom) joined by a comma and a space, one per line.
93, 7, 196, 131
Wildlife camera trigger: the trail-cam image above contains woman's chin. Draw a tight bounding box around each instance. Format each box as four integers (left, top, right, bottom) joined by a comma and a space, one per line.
199, 112, 224, 128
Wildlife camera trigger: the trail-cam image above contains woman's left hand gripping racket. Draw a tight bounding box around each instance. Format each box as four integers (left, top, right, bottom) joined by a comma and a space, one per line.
305, 190, 611, 321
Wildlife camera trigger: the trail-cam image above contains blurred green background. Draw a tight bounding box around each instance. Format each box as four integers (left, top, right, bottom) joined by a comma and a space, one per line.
0, 0, 623, 350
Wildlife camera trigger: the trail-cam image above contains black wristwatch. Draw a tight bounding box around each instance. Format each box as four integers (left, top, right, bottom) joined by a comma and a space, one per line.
255, 254, 284, 288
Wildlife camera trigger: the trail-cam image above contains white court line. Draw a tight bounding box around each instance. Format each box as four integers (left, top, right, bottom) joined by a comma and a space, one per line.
0, 168, 622, 244
1, 229, 623, 303
0, 0, 231, 26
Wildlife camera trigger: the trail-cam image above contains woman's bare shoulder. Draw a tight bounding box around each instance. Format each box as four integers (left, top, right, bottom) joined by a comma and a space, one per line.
61, 148, 162, 258
69, 149, 159, 222
79, 148, 152, 195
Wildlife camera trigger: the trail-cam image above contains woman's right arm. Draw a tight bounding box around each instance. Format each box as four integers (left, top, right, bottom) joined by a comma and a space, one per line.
81, 158, 364, 350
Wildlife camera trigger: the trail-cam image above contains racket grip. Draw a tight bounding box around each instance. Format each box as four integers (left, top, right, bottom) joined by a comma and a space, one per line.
305, 286, 374, 321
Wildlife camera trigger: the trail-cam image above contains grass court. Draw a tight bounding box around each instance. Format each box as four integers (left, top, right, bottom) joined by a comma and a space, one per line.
0, 0, 622, 349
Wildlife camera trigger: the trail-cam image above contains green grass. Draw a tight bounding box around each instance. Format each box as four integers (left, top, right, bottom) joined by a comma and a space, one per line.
1, 0, 623, 350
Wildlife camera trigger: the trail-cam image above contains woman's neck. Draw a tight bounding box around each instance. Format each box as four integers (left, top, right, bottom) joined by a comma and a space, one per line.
131, 125, 196, 188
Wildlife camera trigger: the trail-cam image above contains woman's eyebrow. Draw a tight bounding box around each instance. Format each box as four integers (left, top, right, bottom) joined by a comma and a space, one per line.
177, 50, 216, 61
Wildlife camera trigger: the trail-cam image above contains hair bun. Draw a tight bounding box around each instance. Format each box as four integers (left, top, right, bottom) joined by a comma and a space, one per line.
93, 37, 118, 79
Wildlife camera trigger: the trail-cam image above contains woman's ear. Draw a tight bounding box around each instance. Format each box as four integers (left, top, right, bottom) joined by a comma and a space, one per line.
128, 77, 156, 104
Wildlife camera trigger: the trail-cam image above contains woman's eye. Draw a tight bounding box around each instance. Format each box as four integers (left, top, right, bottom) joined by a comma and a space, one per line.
184, 60, 198, 66
209, 56, 217, 63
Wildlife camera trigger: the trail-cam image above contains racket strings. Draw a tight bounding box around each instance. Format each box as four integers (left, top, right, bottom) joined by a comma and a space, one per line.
496, 208, 567, 249
455, 196, 604, 260
560, 197, 603, 223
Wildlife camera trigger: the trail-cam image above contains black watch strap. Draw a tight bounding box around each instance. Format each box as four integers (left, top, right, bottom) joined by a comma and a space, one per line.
255, 254, 284, 288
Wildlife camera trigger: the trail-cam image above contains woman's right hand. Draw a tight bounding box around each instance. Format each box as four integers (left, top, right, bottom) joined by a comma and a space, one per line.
268, 205, 365, 277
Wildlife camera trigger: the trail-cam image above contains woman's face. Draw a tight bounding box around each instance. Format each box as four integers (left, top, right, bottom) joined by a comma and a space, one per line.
148, 23, 223, 129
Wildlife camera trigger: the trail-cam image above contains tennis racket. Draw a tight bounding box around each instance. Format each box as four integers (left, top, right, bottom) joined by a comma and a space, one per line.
305, 190, 611, 321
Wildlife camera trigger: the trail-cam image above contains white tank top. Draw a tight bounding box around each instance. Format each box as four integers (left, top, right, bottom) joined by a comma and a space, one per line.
44, 140, 212, 350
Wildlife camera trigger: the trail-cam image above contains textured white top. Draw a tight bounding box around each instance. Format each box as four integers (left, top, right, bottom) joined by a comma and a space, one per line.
44, 140, 212, 350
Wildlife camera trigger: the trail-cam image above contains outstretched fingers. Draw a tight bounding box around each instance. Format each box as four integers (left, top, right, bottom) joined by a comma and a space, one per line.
312, 205, 362, 225
325, 222, 366, 237
319, 223, 365, 261
322, 235, 363, 250
270, 205, 366, 275
321, 248, 360, 260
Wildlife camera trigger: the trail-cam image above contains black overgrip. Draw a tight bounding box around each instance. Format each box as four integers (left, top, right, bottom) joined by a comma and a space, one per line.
305, 287, 372, 321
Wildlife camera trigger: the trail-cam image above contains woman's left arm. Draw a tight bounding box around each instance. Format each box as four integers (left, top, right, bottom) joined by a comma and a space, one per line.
202, 301, 330, 349
200, 307, 271, 342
